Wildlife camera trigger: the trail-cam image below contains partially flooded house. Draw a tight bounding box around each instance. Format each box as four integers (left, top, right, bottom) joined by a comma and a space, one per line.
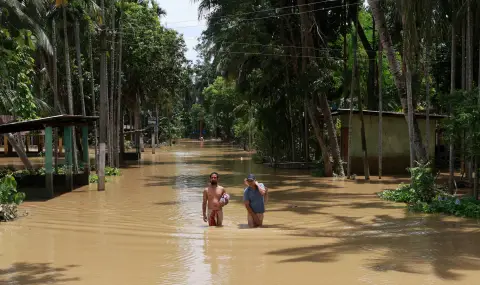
332, 109, 446, 175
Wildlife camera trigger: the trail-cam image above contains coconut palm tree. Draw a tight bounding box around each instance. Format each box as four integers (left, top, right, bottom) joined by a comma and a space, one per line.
0, 0, 52, 54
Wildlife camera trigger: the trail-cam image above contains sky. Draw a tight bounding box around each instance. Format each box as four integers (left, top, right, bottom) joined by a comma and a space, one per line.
155, 0, 370, 63
156, 0, 205, 63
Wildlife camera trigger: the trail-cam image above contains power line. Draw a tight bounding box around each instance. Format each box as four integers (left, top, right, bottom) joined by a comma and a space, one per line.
164, 0, 342, 25
107, 0, 364, 32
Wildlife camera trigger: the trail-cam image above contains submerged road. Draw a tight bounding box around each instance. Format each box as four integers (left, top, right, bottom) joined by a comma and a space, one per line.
1, 140, 479, 284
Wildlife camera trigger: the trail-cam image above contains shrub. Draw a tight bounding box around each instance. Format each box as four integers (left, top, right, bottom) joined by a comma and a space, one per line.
89, 167, 120, 184
408, 161, 436, 203
409, 195, 480, 219
378, 161, 436, 204
378, 161, 480, 220
377, 183, 415, 203
89, 174, 99, 183
105, 167, 121, 176
311, 161, 325, 177
251, 153, 264, 164
0, 175, 26, 222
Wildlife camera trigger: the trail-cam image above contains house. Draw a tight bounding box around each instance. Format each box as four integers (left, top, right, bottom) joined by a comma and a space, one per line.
332, 109, 446, 175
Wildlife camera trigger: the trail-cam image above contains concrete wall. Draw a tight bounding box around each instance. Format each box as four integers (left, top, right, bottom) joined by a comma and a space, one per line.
339, 113, 437, 175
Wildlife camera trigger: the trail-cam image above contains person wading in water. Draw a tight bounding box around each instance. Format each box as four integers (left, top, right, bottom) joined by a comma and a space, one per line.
243, 174, 267, 228
203, 172, 229, 226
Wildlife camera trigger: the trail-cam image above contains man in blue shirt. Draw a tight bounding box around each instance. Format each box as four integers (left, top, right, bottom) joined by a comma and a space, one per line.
243, 174, 267, 228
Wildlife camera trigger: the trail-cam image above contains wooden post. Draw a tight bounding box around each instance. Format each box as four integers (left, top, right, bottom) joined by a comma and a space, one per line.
59, 137, 63, 154
25, 134, 30, 152
39, 134, 44, 153
82, 126, 90, 176
152, 131, 155, 154
4, 134, 8, 155
45, 127, 54, 198
63, 126, 73, 191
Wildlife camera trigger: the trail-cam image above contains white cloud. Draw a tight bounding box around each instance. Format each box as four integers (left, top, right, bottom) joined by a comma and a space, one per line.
156, 0, 206, 63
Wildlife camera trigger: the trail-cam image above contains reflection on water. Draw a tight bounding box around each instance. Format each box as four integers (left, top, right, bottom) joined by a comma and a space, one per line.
1, 140, 480, 284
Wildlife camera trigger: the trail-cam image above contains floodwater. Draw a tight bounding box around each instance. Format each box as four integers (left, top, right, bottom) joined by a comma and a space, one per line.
1, 140, 480, 285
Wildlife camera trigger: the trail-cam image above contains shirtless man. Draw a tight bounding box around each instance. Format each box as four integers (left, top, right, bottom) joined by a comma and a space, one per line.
202, 172, 229, 226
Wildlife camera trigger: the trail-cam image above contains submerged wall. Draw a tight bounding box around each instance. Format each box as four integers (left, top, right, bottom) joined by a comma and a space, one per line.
339, 113, 438, 175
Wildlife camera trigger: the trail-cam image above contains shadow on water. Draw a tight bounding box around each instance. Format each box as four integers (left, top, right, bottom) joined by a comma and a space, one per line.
128, 141, 480, 281
267, 212, 480, 281
0, 263, 80, 284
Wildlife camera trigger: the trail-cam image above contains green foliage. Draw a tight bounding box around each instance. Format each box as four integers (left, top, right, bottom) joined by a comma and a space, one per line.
105, 167, 120, 176
311, 161, 326, 177
377, 183, 416, 203
0, 175, 25, 205
251, 153, 264, 164
89, 167, 120, 184
409, 196, 480, 219
378, 162, 480, 219
408, 161, 437, 203
438, 88, 480, 157
378, 161, 436, 204
122, 1, 189, 143
124, 140, 133, 150
89, 174, 98, 183
201, 77, 238, 139
0, 28, 39, 120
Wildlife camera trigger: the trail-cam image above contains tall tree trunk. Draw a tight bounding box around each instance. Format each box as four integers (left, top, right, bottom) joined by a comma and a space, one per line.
52, 19, 61, 113
304, 102, 309, 161
449, 17, 456, 193
368, 0, 427, 162
134, 93, 141, 155
298, 0, 313, 162
319, 94, 345, 177
74, 20, 86, 116
358, 81, 370, 179
378, 38, 383, 179
460, 17, 466, 177
462, 18, 467, 90
289, 99, 295, 161
347, 15, 358, 179
52, 19, 60, 172
356, 20, 376, 109
108, 0, 116, 167
343, 0, 348, 100
462, 19, 466, 90
466, 2, 472, 92
424, 44, 430, 161
307, 102, 333, 176
153, 104, 158, 154
116, 2, 123, 167
7, 134, 33, 170
62, 5, 78, 173
475, 36, 480, 199
88, 26, 98, 170
405, 54, 415, 168
354, 10, 370, 179
466, 0, 473, 183
98, 0, 108, 190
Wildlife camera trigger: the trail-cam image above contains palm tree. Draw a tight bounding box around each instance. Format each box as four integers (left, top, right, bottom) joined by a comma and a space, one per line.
0, 0, 52, 54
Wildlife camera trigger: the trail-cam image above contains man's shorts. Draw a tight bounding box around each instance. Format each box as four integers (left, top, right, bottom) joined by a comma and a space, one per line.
247, 212, 264, 227
208, 209, 223, 226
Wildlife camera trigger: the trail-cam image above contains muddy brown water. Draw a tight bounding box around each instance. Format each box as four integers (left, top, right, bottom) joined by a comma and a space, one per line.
1, 140, 480, 284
